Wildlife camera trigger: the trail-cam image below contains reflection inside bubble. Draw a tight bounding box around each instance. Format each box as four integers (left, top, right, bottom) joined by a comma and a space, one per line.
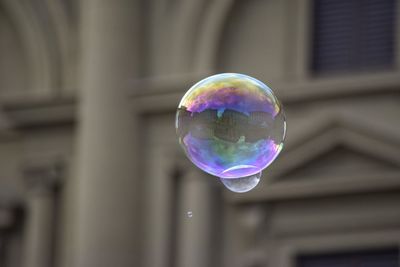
219, 172, 261, 193
176, 73, 286, 192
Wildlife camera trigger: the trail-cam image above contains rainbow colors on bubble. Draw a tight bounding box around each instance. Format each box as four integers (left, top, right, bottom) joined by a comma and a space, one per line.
176, 73, 286, 179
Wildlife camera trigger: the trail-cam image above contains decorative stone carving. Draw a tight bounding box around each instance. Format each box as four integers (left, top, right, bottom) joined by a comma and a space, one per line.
22, 158, 64, 194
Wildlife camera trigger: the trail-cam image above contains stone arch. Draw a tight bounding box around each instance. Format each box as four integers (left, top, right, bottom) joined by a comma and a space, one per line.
171, 0, 211, 72
193, 0, 235, 72
214, 0, 288, 80
0, 1, 30, 96
1, 0, 74, 97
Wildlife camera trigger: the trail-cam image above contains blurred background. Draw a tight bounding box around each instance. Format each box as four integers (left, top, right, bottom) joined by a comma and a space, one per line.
0, 0, 399, 267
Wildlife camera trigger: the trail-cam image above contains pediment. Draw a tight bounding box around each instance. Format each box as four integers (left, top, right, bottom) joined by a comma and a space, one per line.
227, 117, 400, 203
275, 144, 399, 183
265, 116, 400, 182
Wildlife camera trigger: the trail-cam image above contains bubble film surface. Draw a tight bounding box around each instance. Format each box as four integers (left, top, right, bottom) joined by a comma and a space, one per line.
176, 73, 286, 179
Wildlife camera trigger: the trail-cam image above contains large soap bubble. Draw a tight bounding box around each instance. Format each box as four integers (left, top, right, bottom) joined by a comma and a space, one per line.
176, 73, 286, 192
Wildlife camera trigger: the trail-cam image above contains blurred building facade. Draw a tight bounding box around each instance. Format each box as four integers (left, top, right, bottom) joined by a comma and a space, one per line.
0, 0, 399, 267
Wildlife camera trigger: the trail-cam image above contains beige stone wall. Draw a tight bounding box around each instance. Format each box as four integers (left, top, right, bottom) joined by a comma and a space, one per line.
0, 0, 399, 267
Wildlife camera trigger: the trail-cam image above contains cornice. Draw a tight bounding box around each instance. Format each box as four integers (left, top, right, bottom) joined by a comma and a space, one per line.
130, 72, 400, 114
0, 72, 398, 131
1, 96, 76, 129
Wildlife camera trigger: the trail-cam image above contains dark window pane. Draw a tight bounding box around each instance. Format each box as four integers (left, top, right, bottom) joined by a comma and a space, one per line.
311, 0, 396, 74
297, 247, 399, 267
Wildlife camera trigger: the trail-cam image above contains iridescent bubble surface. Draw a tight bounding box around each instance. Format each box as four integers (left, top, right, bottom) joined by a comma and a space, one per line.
220, 172, 261, 193
176, 73, 286, 181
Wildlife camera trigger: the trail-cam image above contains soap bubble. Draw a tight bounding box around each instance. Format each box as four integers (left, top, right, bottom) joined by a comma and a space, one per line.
176, 73, 285, 192
219, 172, 261, 193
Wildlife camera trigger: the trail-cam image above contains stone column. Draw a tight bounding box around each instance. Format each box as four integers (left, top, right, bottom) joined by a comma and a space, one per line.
176, 169, 214, 267
73, 1, 140, 266
236, 206, 268, 267
23, 161, 63, 267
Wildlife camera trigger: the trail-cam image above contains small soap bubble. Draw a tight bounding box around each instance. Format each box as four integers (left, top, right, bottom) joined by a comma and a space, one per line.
187, 211, 193, 218
220, 172, 261, 193
176, 73, 285, 193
